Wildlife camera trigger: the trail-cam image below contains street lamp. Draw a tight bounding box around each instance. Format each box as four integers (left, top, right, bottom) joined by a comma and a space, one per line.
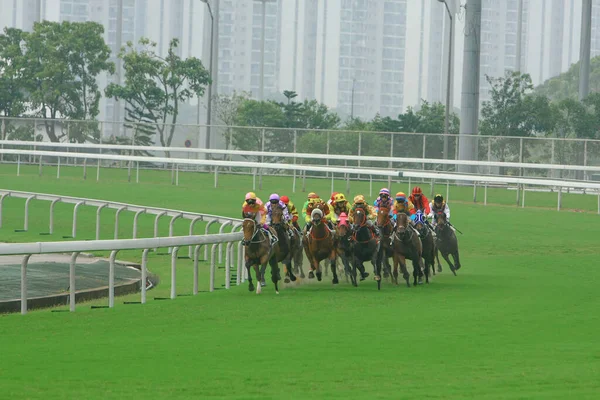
438, 0, 454, 161
200, 0, 214, 154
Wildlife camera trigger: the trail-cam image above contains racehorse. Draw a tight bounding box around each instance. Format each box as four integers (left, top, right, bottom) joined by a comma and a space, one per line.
303, 208, 337, 283
391, 213, 425, 287
270, 205, 298, 284
334, 221, 369, 287
434, 212, 460, 275
242, 213, 280, 294
415, 216, 436, 278
375, 207, 394, 280
352, 208, 380, 289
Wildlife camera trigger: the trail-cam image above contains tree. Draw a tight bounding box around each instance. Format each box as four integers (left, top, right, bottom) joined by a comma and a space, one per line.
21, 21, 114, 142
232, 99, 284, 157
0, 27, 27, 118
298, 99, 340, 130
106, 38, 210, 157
212, 91, 250, 150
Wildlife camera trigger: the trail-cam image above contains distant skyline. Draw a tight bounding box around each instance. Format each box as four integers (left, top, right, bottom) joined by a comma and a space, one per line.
0, 0, 596, 118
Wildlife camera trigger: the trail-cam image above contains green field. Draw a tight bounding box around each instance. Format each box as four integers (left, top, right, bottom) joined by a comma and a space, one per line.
1, 163, 599, 399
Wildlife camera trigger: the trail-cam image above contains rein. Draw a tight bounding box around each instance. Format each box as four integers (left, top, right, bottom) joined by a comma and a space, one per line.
243, 218, 267, 244
310, 219, 331, 241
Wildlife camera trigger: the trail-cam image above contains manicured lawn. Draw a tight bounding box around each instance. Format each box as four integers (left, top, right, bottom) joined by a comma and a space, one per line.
0, 164, 599, 399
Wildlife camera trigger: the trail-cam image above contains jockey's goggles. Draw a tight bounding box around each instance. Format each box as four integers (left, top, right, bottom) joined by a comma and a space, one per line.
246, 199, 256, 205
396, 197, 406, 202
414, 194, 421, 198
269, 199, 279, 204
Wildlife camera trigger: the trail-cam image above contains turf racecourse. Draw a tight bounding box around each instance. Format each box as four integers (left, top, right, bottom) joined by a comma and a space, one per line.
1, 164, 599, 399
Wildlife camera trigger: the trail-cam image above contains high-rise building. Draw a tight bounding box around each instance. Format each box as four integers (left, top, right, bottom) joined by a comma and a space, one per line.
217, 0, 282, 98
59, 0, 90, 22
1, 0, 43, 31
591, 2, 600, 58
479, 0, 529, 103
549, 0, 565, 78
337, 0, 407, 119
301, 0, 318, 100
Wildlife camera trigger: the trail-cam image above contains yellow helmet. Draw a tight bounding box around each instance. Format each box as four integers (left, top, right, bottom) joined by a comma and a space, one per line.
245, 192, 257, 200
308, 192, 319, 199
353, 195, 365, 204
335, 193, 347, 203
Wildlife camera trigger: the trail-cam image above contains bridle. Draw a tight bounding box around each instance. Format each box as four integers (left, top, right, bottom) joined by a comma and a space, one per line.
242, 218, 266, 245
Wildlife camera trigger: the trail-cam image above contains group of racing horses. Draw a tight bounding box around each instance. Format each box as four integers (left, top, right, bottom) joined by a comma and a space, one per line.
241, 195, 461, 294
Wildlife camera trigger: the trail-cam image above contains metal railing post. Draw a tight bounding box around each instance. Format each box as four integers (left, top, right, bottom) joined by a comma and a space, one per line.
114, 206, 127, 239
188, 216, 203, 258
557, 187, 562, 211
24, 195, 35, 231
214, 166, 219, 188
193, 245, 201, 295
47, 198, 60, 235
109, 250, 118, 308
17, 154, 20, 176
204, 219, 219, 260
39, 156, 43, 176
83, 158, 87, 180
141, 248, 149, 304
171, 246, 179, 299
484, 182, 488, 206
210, 243, 218, 292
521, 186, 526, 208
21, 254, 31, 315
72, 201, 84, 238
96, 159, 101, 181
69, 251, 80, 312
237, 241, 244, 285
56, 157, 61, 179
218, 221, 233, 264
0, 192, 9, 228
132, 209, 146, 239
96, 203, 107, 240
168, 213, 183, 254
153, 211, 167, 252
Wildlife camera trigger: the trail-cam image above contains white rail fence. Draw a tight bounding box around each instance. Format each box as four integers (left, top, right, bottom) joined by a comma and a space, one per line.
0, 190, 247, 315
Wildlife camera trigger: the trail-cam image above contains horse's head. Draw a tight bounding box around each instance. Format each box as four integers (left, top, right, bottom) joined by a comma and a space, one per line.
311, 208, 324, 225
270, 204, 284, 226
242, 218, 258, 245
435, 212, 447, 227
395, 213, 410, 239
376, 207, 390, 226
353, 208, 367, 230
336, 220, 352, 237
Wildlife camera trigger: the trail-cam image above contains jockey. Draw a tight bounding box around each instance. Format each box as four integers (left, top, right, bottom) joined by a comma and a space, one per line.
373, 188, 394, 212
241, 192, 275, 243
331, 192, 351, 219
392, 192, 419, 236
301, 192, 320, 222
429, 193, 453, 231
265, 193, 291, 225
327, 192, 339, 207
349, 195, 380, 237
408, 186, 431, 219
280, 195, 300, 231
303, 194, 336, 235
392, 192, 414, 220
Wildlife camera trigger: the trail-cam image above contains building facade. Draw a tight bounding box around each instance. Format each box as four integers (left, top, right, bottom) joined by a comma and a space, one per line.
337, 0, 407, 119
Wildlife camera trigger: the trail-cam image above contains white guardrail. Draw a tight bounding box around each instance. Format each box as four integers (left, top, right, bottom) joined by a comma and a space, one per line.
0, 190, 245, 315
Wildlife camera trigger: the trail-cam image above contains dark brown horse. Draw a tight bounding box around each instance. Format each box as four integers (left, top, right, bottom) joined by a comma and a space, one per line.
375, 207, 394, 280
334, 221, 369, 287
242, 213, 280, 294
270, 205, 298, 284
435, 212, 460, 275
415, 217, 436, 278
391, 213, 425, 287
303, 208, 337, 283
352, 208, 380, 289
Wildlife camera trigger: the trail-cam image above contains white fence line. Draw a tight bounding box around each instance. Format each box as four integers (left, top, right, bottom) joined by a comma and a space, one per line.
2, 139, 599, 174
0, 190, 246, 315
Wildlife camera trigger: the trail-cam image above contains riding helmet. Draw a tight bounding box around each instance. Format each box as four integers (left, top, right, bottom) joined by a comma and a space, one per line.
245, 192, 257, 200
434, 194, 443, 202
269, 193, 280, 202
379, 188, 390, 196
412, 186, 423, 195
280, 195, 290, 204
353, 195, 365, 204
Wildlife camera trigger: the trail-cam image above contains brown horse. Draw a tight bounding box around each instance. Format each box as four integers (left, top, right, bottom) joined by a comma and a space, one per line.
376, 207, 394, 280
270, 205, 298, 283
242, 213, 280, 294
391, 213, 425, 287
334, 222, 369, 287
352, 208, 380, 289
415, 217, 436, 278
303, 208, 337, 283
435, 212, 460, 275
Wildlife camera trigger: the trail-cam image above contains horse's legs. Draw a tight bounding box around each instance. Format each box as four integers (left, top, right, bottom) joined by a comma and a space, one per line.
269, 258, 280, 294
392, 254, 399, 285
435, 245, 443, 272
441, 251, 457, 276
453, 249, 461, 271
253, 265, 262, 294
315, 259, 323, 281
422, 256, 429, 284
246, 260, 254, 292
398, 255, 410, 287
343, 256, 357, 287
330, 257, 338, 285
259, 262, 268, 287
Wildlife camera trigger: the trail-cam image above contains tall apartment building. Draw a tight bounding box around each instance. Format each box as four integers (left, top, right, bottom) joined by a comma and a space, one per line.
301, 0, 319, 100
337, 0, 407, 119
549, 0, 565, 78
215, 0, 282, 98
479, 0, 529, 103
591, 1, 600, 58
0, 0, 43, 30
